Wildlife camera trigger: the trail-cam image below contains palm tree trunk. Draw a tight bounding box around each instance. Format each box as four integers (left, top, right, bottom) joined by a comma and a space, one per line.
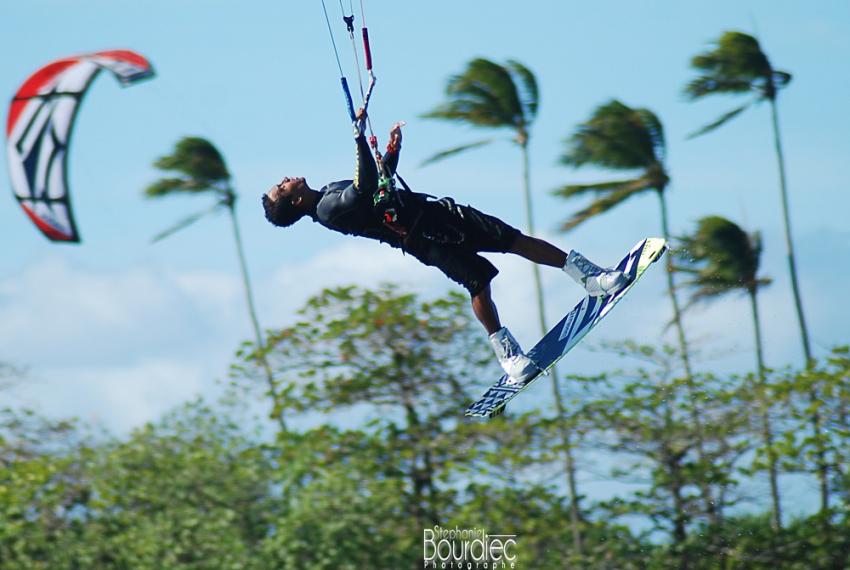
520, 142, 583, 556
226, 202, 287, 433
750, 289, 782, 531
769, 99, 811, 366
656, 190, 717, 523
769, 100, 828, 513
656, 191, 694, 380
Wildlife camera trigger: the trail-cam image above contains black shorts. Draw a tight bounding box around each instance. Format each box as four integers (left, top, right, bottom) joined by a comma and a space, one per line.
404, 197, 520, 296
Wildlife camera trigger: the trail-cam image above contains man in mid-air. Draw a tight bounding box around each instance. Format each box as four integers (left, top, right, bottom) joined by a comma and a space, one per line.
263, 111, 628, 384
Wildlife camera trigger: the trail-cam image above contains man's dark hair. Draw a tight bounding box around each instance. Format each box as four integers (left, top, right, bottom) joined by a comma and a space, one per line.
262, 193, 306, 228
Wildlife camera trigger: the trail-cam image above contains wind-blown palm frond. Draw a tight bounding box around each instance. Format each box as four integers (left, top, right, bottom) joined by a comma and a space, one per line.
675, 215, 770, 305
684, 76, 754, 99
686, 103, 752, 139
506, 59, 539, 123
145, 136, 234, 239
421, 57, 539, 158
144, 177, 205, 197
560, 100, 666, 170
425, 62, 515, 126
773, 71, 792, 90
684, 31, 791, 135
150, 202, 224, 243
150, 137, 231, 193
634, 108, 667, 164
555, 100, 669, 232
686, 32, 776, 93
552, 178, 649, 199
419, 139, 495, 167
555, 98, 698, 389
558, 184, 650, 231
677, 285, 736, 312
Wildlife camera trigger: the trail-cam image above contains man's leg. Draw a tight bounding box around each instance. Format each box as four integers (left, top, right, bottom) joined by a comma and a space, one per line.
508, 233, 568, 267
404, 238, 506, 336
471, 284, 502, 335
473, 283, 540, 383
508, 232, 630, 297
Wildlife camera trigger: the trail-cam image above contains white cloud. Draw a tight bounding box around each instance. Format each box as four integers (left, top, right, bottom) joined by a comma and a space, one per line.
0, 258, 246, 433
9, 358, 213, 435
0, 258, 246, 366
262, 239, 448, 326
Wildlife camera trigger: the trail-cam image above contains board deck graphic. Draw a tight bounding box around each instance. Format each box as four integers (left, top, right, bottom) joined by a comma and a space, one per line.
465, 238, 667, 418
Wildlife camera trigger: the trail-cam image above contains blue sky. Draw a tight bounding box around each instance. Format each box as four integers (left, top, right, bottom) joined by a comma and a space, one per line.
2, 0, 849, 456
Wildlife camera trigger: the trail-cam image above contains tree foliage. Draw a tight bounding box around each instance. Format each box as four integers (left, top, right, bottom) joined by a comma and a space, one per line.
554, 99, 669, 231
2, 286, 849, 568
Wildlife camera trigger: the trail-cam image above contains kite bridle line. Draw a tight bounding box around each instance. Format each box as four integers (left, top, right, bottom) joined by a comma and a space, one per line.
319, 0, 380, 161
319, 0, 356, 122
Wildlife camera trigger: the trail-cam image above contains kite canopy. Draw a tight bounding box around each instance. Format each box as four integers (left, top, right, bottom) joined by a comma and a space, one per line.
6, 50, 154, 242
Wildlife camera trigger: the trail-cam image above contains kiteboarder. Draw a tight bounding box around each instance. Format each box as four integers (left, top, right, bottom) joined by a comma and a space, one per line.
262, 110, 629, 383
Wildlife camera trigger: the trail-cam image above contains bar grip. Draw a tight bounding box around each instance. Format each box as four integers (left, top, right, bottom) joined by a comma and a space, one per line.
341, 77, 356, 121
362, 28, 373, 71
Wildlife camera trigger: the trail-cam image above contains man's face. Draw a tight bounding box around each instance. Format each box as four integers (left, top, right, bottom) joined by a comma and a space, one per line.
267, 176, 307, 206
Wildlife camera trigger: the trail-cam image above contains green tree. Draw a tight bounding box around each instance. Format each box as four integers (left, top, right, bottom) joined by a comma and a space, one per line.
676, 215, 782, 530
262, 427, 417, 569
683, 31, 809, 367
421, 57, 586, 554
452, 483, 649, 569
822, 347, 850, 490
0, 408, 84, 570
144, 137, 282, 431
81, 400, 276, 570
1, 398, 279, 570
255, 286, 502, 527
579, 343, 746, 570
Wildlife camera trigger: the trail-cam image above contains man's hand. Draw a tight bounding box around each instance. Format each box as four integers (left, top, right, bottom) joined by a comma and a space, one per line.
353, 107, 368, 137
387, 121, 405, 151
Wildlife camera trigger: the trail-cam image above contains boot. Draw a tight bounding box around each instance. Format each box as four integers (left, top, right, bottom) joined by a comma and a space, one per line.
563, 250, 630, 297
488, 327, 540, 385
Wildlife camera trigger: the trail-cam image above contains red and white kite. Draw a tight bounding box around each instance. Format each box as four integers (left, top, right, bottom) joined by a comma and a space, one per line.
6, 50, 154, 242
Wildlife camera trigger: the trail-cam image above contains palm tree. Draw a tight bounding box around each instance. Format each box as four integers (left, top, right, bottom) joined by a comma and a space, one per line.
555, 100, 723, 523
556, 100, 692, 375
421, 58, 586, 555
683, 31, 809, 364
144, 137, 284, 431
683, 31, 828, 512
676, 215, 781, 531
420, 59, 539, 271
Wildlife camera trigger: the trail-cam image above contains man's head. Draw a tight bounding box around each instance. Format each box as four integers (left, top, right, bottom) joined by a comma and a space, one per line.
262, 176, 310, 227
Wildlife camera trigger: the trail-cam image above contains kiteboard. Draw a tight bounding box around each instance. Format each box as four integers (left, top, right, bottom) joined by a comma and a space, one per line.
465, 237, 667, 418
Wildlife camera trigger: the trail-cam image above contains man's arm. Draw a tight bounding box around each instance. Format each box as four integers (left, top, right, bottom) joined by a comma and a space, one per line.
353, 111, 378, 193
381, 121, 404, 177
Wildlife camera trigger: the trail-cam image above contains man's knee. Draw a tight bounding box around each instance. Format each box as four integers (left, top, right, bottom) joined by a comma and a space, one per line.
470, 282, 492, 301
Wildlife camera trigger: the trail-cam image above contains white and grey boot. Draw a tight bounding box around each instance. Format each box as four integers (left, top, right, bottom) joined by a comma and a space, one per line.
489, 327, 540, 385
563, 250, 630, 297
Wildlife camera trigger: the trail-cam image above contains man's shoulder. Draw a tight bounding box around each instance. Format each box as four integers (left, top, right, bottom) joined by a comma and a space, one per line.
315, 179, 366, 226
321, 179, 354, 194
